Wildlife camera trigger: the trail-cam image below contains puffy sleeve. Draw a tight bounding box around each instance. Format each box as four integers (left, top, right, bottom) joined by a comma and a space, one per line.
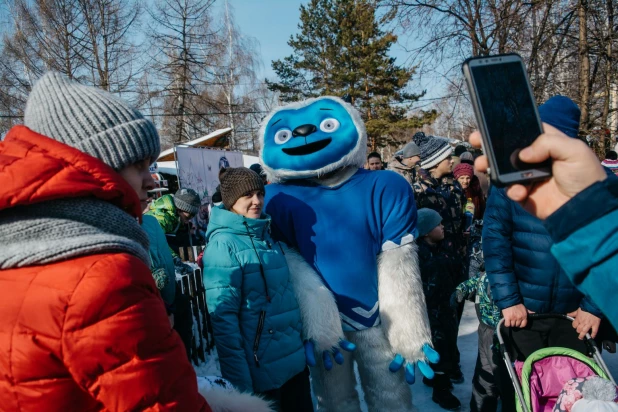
546, 177, 618, 328
61, 254, 209, 412
203, 240, 253, 393
482, 187, 521, 311
379, 172, 418, 247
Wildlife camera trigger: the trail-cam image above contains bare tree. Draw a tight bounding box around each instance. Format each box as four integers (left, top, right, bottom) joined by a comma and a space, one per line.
0, 0, 89, 134
207, 0, 262, 150
77, 0, 141, 92
148, 0, 219, 143
384, 0, 618, 155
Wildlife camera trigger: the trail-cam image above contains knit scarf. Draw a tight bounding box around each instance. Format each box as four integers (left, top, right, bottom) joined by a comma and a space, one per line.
0, 198, 149, 269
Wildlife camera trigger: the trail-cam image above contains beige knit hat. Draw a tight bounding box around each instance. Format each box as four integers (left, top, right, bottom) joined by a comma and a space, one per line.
219, 167, 265, 211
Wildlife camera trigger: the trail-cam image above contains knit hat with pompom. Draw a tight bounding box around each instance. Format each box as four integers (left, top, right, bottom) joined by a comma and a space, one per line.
412, 132, 453, 170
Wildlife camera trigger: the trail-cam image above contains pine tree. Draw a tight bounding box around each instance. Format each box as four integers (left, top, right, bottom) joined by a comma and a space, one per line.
267, 0, 436, 150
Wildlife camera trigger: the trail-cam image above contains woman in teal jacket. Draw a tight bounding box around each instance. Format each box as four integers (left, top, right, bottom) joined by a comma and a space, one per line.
203, 167, 311, 412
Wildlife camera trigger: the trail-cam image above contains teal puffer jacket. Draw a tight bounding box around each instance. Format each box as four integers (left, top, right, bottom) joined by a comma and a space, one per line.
203, 205, 305, 393
141, 214, 176, 307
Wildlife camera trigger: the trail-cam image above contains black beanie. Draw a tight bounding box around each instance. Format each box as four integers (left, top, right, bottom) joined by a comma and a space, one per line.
454, 145, 468, 157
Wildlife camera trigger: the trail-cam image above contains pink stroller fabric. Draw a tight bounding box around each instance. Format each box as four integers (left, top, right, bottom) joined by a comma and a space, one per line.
515, 357, 599, 412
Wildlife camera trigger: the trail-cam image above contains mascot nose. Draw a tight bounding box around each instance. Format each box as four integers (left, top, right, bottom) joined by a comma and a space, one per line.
292, 124, 317, 137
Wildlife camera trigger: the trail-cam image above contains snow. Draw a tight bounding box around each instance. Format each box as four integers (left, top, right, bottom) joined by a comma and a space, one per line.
193, 347, 221, 378
194, 301, 618, 411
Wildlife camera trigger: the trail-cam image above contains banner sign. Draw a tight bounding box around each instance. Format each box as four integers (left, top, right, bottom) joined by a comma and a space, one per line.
175, 147, 243, 237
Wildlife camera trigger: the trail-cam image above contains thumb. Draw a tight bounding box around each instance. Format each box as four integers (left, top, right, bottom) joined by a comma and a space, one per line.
518, 123, 571, 164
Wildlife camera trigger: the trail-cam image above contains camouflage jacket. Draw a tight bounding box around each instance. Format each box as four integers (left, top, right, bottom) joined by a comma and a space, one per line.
456, 272, 501, 329
145, 194, 181, 235
413, 169, 466, 256
386, 158, 417, 187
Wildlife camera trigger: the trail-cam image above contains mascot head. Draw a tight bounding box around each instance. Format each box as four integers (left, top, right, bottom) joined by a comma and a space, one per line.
259, 96, 367, 182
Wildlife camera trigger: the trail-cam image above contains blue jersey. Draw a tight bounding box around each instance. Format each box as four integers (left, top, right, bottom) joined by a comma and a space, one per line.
265, 169, 418, 331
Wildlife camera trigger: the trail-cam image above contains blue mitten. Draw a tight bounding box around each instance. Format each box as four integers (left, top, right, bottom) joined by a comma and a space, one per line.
304, 340, 356, 371
388, 344, 440, 384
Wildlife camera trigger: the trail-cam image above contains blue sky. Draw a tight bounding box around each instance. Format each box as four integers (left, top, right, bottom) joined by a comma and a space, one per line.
228, 0, 413, 79
229, 0, 306, 80
225, 0, 447, 104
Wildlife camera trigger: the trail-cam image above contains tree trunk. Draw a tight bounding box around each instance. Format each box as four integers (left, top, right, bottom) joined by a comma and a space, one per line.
225, 0, 236, 149
601, 0, 614, 151
579, 0, 591, 135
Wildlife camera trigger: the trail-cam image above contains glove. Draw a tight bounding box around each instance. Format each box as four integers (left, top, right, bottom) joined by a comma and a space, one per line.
389, 344, 440, 384
304, 340, 356, 371
450, 289, 464, 309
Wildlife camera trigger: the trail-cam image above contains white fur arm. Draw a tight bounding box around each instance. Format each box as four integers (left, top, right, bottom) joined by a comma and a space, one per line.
281, 243, 345, 352
378, 242, 432, 361
197, 377, 274, 412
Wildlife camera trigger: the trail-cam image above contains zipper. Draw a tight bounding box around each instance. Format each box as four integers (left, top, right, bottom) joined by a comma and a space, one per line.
253, 310, 266, 367
243, 220, 272, 367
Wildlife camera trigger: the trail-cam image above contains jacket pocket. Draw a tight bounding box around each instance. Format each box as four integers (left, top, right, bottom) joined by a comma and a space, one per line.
253, 310, 266, 367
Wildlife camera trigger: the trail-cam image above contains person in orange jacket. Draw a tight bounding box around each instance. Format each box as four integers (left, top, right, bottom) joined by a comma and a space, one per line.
0, 72, 211, 411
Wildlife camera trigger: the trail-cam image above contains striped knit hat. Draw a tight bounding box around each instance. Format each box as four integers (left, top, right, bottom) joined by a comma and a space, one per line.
412, 132, 453, 169
24, 71, 160, 170
602, 159, 618, 175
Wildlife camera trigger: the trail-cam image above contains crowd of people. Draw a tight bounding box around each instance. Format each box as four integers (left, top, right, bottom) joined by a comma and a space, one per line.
365, 95, 618, 412
2, 71, 618, 412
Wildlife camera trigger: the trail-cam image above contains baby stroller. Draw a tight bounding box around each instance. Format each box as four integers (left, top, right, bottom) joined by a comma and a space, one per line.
497, 313, 617, 412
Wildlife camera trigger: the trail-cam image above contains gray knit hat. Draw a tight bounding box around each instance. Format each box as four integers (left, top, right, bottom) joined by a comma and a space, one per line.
412, 132, 453, 170
402, 141, 421, 158
219, 167, 265, 211
417, 208, 443, 237
174, 188, 201, 216
24, 71, 160, 170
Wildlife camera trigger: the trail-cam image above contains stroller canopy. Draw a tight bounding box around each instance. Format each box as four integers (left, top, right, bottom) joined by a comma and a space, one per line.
516, 347, 611, 412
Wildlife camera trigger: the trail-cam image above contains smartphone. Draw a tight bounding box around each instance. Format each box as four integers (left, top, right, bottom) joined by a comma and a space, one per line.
462, 53, 550, 186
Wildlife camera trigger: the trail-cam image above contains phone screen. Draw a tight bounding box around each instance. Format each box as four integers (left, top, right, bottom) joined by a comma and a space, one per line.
470, 61, 542, 175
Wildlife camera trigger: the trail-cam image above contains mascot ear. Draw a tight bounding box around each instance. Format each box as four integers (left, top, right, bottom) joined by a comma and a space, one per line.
342, 94, 353, 104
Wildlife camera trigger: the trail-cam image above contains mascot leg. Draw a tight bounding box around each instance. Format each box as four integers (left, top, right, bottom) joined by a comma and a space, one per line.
311, 349, 360, 412
351, 327, 413, 412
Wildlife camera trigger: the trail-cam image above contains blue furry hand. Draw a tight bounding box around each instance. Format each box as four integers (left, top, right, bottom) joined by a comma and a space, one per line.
388, 344, 440, 384
304, 340, 356, 371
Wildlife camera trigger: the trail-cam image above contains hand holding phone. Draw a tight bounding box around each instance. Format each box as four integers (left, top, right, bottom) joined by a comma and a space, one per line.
463, 53, 550, 186
468, 126, 607, 219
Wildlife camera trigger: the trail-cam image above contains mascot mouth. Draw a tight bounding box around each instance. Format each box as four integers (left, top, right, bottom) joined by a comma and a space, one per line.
281, 138, 332, 156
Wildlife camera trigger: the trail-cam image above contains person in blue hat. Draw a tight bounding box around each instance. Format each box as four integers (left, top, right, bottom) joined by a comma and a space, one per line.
417, 208, 462, 411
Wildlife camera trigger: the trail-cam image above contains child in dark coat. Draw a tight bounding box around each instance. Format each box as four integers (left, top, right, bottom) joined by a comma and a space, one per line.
417, 208, 462, 411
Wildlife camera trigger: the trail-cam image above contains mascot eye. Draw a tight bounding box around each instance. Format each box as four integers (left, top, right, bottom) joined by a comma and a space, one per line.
319, 118, 340, 133
274, 129, 293, 145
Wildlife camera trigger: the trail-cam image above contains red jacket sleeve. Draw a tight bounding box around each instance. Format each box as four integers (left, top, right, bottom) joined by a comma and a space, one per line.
61, 253, 210, 411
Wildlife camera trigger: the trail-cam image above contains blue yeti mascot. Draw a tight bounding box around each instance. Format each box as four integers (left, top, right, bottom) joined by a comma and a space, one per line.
259, 96, 439, 411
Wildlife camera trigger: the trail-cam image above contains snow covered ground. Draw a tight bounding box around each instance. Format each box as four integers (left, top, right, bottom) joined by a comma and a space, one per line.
194, 301, 618, 411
